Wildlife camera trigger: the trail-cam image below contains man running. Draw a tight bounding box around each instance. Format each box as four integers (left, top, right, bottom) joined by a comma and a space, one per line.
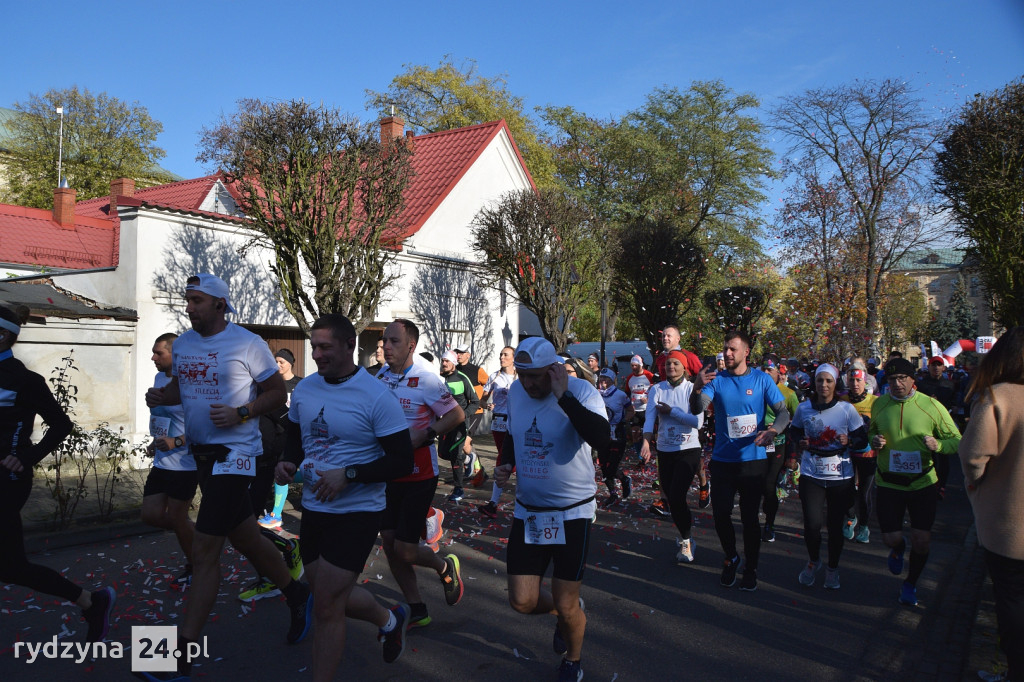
142, 274, 311, 681
439, 350, 478, 502
275, 314, 414, 680
626, 355, 654, 460
760, 356, 798, 543
870, 357, 961, 606
597, 368, 633, 507
377, 319, 466, 629
479, 346, 517, 517
494, 337, 610, 682
690, 330, 790, 591
141, 332, 197, 588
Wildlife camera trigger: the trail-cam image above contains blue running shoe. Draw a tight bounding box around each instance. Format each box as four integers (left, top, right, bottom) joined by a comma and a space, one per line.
898, 581, 918, 606
888, 543, 906, 575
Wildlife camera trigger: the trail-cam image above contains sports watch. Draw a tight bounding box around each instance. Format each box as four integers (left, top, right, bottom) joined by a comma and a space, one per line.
237, 405, 250, 423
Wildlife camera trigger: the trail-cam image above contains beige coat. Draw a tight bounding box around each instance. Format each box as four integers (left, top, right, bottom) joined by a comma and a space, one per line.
959, 383, 1024, 560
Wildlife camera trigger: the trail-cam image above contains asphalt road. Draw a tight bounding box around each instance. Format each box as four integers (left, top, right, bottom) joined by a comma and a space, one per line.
1, 438, 985, 681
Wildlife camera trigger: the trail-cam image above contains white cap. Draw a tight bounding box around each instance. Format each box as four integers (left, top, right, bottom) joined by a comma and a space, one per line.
441, 350, 458, 364
186, 274, 236, 314
630, 354, 643, 366
514, 337, 560, 370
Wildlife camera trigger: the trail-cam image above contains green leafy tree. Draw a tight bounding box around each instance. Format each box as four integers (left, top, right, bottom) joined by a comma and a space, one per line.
2, 86, 168, 208
197, 99, 414, 335
471, 188, 599, 351
366, 56, 556, 187
703, 285, 772, 344
934, 78, 1024, 329
877, 273, 930, 356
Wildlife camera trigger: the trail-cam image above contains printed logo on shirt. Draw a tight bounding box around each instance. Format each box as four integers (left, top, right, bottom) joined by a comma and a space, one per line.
177, 352, 220, 386
746, 389, 753, 395
408, 377, 419, 387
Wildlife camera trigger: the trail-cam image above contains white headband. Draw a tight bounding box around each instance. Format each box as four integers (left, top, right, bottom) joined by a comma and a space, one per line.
0, 318, 21, 335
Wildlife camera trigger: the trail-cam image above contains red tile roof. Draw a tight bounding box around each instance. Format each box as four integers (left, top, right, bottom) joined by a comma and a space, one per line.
0, 203, 117, 269
76, 173, 242, 223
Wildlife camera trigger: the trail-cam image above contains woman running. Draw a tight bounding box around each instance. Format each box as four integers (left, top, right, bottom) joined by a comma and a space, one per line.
0, 305, 115, 641
479, 346, 517, 518
789, 363, 868, 589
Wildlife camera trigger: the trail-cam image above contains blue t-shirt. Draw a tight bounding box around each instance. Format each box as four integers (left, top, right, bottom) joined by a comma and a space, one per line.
702, 368, 785, 463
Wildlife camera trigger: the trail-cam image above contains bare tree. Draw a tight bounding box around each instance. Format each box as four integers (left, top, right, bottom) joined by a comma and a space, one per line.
773, 80, 944, 344
197, 99, 414, 334
471, 188, 599, 351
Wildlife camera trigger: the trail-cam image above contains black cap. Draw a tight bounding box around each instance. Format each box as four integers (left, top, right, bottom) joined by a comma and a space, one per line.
884, 357, 916, 378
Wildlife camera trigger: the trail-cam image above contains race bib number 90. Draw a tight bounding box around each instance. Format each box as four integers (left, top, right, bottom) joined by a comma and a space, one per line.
213, 454, 256, 477
727, 414, 758, 439
525, 511, 566, 545
491, 414, 508, 433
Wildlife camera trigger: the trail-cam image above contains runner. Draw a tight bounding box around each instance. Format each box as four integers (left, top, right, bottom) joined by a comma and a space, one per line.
596, 368, 633, 507
141, 274, 311, 681
494, 337, 610, 682
141, 332, 198, 588
0, 304, 115, 644
259, 348, 303, 530
640, 350, 704, 563
789, 364, 867, 589
760, 356, 799, 543
915, 356, 959, 499
690, 330, 790, 591
870, 356, 962, 606
841, 365, 878, 544
626, 355, 654, 461
275, 314, 415, 679
439, 350, 478, 503
479, 346, 516, 518
377, 319, 466, 629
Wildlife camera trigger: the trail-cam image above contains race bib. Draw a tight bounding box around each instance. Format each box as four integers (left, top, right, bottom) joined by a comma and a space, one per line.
525, 511, 566, 545
491, 414, 508, 433
813, 454, 844, 477
212, 452, 256, 477
889, 449, 922, 474
766, 443, 776, 454
727, 413, 758, 439
149, 416, 171, 438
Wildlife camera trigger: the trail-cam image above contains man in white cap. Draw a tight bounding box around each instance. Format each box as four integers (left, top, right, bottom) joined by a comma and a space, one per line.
495, 337, 610, 682
439, 349, 478, 502
143, 274, 311, 680
626, 355, 654, 460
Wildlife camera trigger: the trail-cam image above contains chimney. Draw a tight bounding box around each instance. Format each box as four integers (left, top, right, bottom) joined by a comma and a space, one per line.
380, 115, 404, 143
109, 177, 135, 217
53, 186, 76, 228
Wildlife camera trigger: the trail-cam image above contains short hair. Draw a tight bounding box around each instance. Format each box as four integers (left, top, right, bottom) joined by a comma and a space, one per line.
392, 318, 420, 344
154, 332, 178, 349
312, 314, 356, 344
888, 350, 903, 359
724, 329, 752, 349
662, 324, 680, 335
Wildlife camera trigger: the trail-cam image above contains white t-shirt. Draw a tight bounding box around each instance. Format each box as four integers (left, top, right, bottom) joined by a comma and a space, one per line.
626, 371, 654, 411
643, 380, 704, 452
484, 370, 517, 414
289, 370, 408, 514
792, 400, 864, 481
601, 387, 632, 439
376, 361, 460, 481
172, 324, 278, 457
507, 376, 605, 521
149, 372, 194, 471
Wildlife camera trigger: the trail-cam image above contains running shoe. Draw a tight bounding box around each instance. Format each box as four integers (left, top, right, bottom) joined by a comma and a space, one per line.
620, 475, 632, 499
82, 586, 115, 643
977, 670, 1008, 681
888, 543, 906, 575
798, 560, 822, 587
601, 493, 620, 509
172, 565, 192, 590
557, 658, 584, 682
448, 488, 464, 503
286, 582, 313, 644
478, 501, 499, 518
842, 515, 857, 540
258, 512, 283, 529
424, 508, 445, 546
676, 538, 695, 564
761, 523, 775, 543
898, 581, 918, 606
284, 539, 304, 581
698, 483, 711, 509
553, 598, 585, 655
441, 554, 464, 606
408, 602, 431, 628
649, 499, 671, 517
721, 555, 742, 587
470, 468, 489, 487
824, 567, 840, 590
239, 576, 280, 603
739, 568, 758, 592
378, 603, 408, 664
854, 525, 870, 544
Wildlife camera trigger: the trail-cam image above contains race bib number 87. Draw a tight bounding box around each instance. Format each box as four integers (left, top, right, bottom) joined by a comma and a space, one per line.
525, 512, 566, 545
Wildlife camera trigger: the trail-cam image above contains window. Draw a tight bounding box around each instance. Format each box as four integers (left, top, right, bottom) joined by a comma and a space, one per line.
970, 277, 980, 297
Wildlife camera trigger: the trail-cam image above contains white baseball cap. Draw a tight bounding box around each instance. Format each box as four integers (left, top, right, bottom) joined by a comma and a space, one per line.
514, 337, 560, 369
186, 274, 237, 314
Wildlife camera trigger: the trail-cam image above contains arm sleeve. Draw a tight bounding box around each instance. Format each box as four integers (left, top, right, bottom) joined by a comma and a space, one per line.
283, 418, 304, 467
848, 424, 869, 452
503, 434, 516, 468
767, 402, 790, 433
352, 429, 414, 483
690, 390, 712, 415
559, 392, 611, 452
18, 374, 74, 468
668, 406, 701, 427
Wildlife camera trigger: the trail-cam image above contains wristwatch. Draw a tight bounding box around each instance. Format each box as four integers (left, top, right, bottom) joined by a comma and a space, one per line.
345, 466, 358, 481
173, 436, 184, 448
237, 405, 250, 423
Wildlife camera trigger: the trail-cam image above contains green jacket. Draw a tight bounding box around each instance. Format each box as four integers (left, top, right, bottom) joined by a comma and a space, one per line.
869, 390, 961, 491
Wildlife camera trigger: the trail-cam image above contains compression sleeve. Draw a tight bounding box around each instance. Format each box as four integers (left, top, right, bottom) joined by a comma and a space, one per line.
668, 406, 701, 428
352, 429, 414, 482
848, 424, 869, 452
17, 374, 73, 468
690, 390, 712, 416
768, 402, 790, 433
558, 393, 611, 452
283, 419, 304, 467
503, 434, 516, 468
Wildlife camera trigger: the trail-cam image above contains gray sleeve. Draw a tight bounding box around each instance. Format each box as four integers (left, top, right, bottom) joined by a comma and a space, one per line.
768, 401, 790, 433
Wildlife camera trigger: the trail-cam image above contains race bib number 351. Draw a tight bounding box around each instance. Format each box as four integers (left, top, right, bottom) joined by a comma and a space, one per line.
889, 450, 923, 474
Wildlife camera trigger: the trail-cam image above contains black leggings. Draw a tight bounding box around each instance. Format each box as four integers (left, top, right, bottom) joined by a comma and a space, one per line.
598, 439, 628, 491
657, 448, 702, 540
248, 454, 277, 517
799, 476, 855, 568
762, 450, 787, 526
849, 456, 876, 526
709, 459, 768, 569
0, 473, 83, 602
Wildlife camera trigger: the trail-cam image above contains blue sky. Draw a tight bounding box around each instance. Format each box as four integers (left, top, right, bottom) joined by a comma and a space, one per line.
2, 0, 1022, 216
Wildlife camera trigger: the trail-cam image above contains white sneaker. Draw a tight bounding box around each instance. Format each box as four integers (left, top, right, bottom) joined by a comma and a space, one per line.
798, 560, 822, 586
676, 538, 695, 563
424, 508, 445, 545
824, 567, 840, 590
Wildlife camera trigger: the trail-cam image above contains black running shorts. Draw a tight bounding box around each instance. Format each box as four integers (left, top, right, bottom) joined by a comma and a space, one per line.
143, 466, 199, 502
382, 477, 438, 544
507, 517, 592, 582
194, 456, 255, 536
299, 510, 382, 573
876, 483, 938, 533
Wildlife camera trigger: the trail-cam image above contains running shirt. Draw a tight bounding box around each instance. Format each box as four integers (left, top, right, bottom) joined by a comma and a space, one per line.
0, 351, 73, 471
485, 369, 516, 434
601, 386, 632, 439
791, 400, 863, 481
701, 368, 785, 463
507, 376, 605, 521
869, 390, 961, 491
643, 380, 703, 451
842, 392, 877, 455
765, 380, 800, 449
289, 370, 408, 514
149, 372, 194, 471
172, 323, 279, 458
626, 370, 655, 411
377, 362, 460, 482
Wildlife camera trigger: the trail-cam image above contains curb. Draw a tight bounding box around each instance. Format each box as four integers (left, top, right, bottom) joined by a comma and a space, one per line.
24, 512, 162, 554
